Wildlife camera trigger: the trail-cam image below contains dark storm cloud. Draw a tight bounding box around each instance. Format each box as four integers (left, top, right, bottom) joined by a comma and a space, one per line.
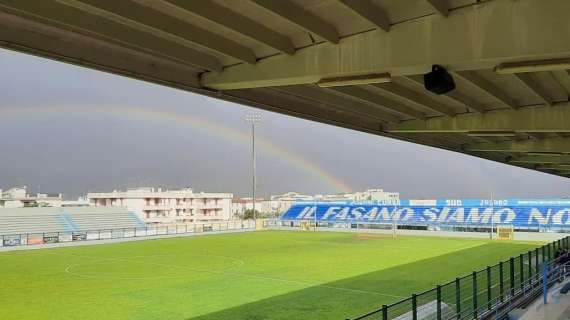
0, 49, 569, 199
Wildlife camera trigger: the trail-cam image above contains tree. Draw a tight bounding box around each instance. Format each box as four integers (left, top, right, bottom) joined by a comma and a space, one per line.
243, 209, 260, 220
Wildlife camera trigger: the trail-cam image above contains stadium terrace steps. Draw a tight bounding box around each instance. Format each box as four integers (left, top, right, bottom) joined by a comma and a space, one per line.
130, 212, 147, 228
280, 203, 567, 229
0, 207, 145, 235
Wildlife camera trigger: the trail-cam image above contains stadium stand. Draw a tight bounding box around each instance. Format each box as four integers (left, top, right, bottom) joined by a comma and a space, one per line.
0, 207, 145, 235
281, 202, 570, 232
61, 207, 146, 231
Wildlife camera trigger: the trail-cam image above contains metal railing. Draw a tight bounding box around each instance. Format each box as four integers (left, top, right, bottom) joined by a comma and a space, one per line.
349, 236, 570, 320
0, 220, 256, 248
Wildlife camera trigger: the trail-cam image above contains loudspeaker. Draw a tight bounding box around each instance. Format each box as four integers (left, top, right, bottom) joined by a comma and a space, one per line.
423, 65, 455, 94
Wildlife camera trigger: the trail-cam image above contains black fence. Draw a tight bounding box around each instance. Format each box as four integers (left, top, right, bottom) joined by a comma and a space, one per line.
350, 236, 570, 320
0, 221, 256, 248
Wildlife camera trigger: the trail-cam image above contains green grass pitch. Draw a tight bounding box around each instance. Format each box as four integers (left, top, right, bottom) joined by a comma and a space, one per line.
0, 231, 541, 320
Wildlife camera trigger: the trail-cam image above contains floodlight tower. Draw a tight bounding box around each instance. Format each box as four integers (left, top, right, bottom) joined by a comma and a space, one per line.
245, 113, 261, 222
490, 191, 495, 240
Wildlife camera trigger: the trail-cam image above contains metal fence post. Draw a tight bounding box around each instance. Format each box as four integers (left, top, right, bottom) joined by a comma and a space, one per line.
486, 266, 492, 310
542, 245, 546, 262
542, 262, 548, 304
382, 305, 388, 320
548, 243, 552, 261
509, 258, 515, 296
437, 285, 442, 320
473, 271, 478, 319
499, 262, 504, 302
528, 251, 532, 279
519, 254, 524, 290
412, 294, 417, 320
535, 248, 539, 273
455, 278, 461, 319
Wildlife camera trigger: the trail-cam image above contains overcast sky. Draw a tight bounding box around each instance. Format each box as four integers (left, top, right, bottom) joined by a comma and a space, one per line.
1, 48, 569, 199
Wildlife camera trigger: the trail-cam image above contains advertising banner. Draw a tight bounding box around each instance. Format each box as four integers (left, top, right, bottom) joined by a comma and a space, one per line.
281, 202, 570, 227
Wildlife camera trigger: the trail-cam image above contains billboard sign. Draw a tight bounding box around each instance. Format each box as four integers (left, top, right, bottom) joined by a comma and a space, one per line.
281, 202, 570, 227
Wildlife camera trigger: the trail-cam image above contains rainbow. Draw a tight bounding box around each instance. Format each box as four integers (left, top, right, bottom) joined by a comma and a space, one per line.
0, 105, 352, 192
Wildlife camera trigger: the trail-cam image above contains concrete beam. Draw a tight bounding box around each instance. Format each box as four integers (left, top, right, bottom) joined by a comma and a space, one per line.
273, 85, 402, 123
337, 0, 390, 32
160, 0, 295, 55
465, 137, 570, 153
372, 82, 456, 117
536, 164, 570, 170
225, 88, 383, 134
454, 71, 518, 109
426, 0, 449, 17
525, 132, 544, 139
445, 91, 488, 113
509, 155, 570, 164
404, 75, 487, 113
203, 0, 570, 90
0, 0, 222, 71
560, 70, 570, 96
0, 12, 201, 89
515, 73, 554, 106
329, 86, 426, 119
251, 0, 339, 44
62, 0, 257, 64
386, 103, 570, 133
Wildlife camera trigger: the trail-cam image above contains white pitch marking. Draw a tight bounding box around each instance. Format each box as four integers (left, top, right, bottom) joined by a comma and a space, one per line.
59, 251, 405, 299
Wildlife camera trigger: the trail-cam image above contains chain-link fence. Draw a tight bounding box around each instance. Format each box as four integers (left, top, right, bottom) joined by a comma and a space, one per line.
351, 236, 570, 320
0, 220, 256, 248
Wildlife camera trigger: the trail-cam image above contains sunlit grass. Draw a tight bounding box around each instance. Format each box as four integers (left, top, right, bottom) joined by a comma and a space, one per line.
0, 231, 541, 320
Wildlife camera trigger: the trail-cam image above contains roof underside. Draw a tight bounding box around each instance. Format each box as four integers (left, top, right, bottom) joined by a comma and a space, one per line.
2, 0, 570, 178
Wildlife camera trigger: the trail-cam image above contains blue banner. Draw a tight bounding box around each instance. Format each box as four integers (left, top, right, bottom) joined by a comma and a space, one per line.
281, 203, 570, 227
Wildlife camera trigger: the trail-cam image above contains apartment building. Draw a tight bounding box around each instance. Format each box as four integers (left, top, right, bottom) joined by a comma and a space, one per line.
0, 187, 64, 208
88, 187, 232, 224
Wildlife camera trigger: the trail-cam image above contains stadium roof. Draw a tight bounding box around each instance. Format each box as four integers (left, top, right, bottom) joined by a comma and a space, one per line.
2, 0, 570, 177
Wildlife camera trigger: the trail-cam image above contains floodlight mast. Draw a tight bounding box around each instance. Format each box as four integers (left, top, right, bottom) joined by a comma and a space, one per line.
490, 192, 495, 240
245, 113, 261, 224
